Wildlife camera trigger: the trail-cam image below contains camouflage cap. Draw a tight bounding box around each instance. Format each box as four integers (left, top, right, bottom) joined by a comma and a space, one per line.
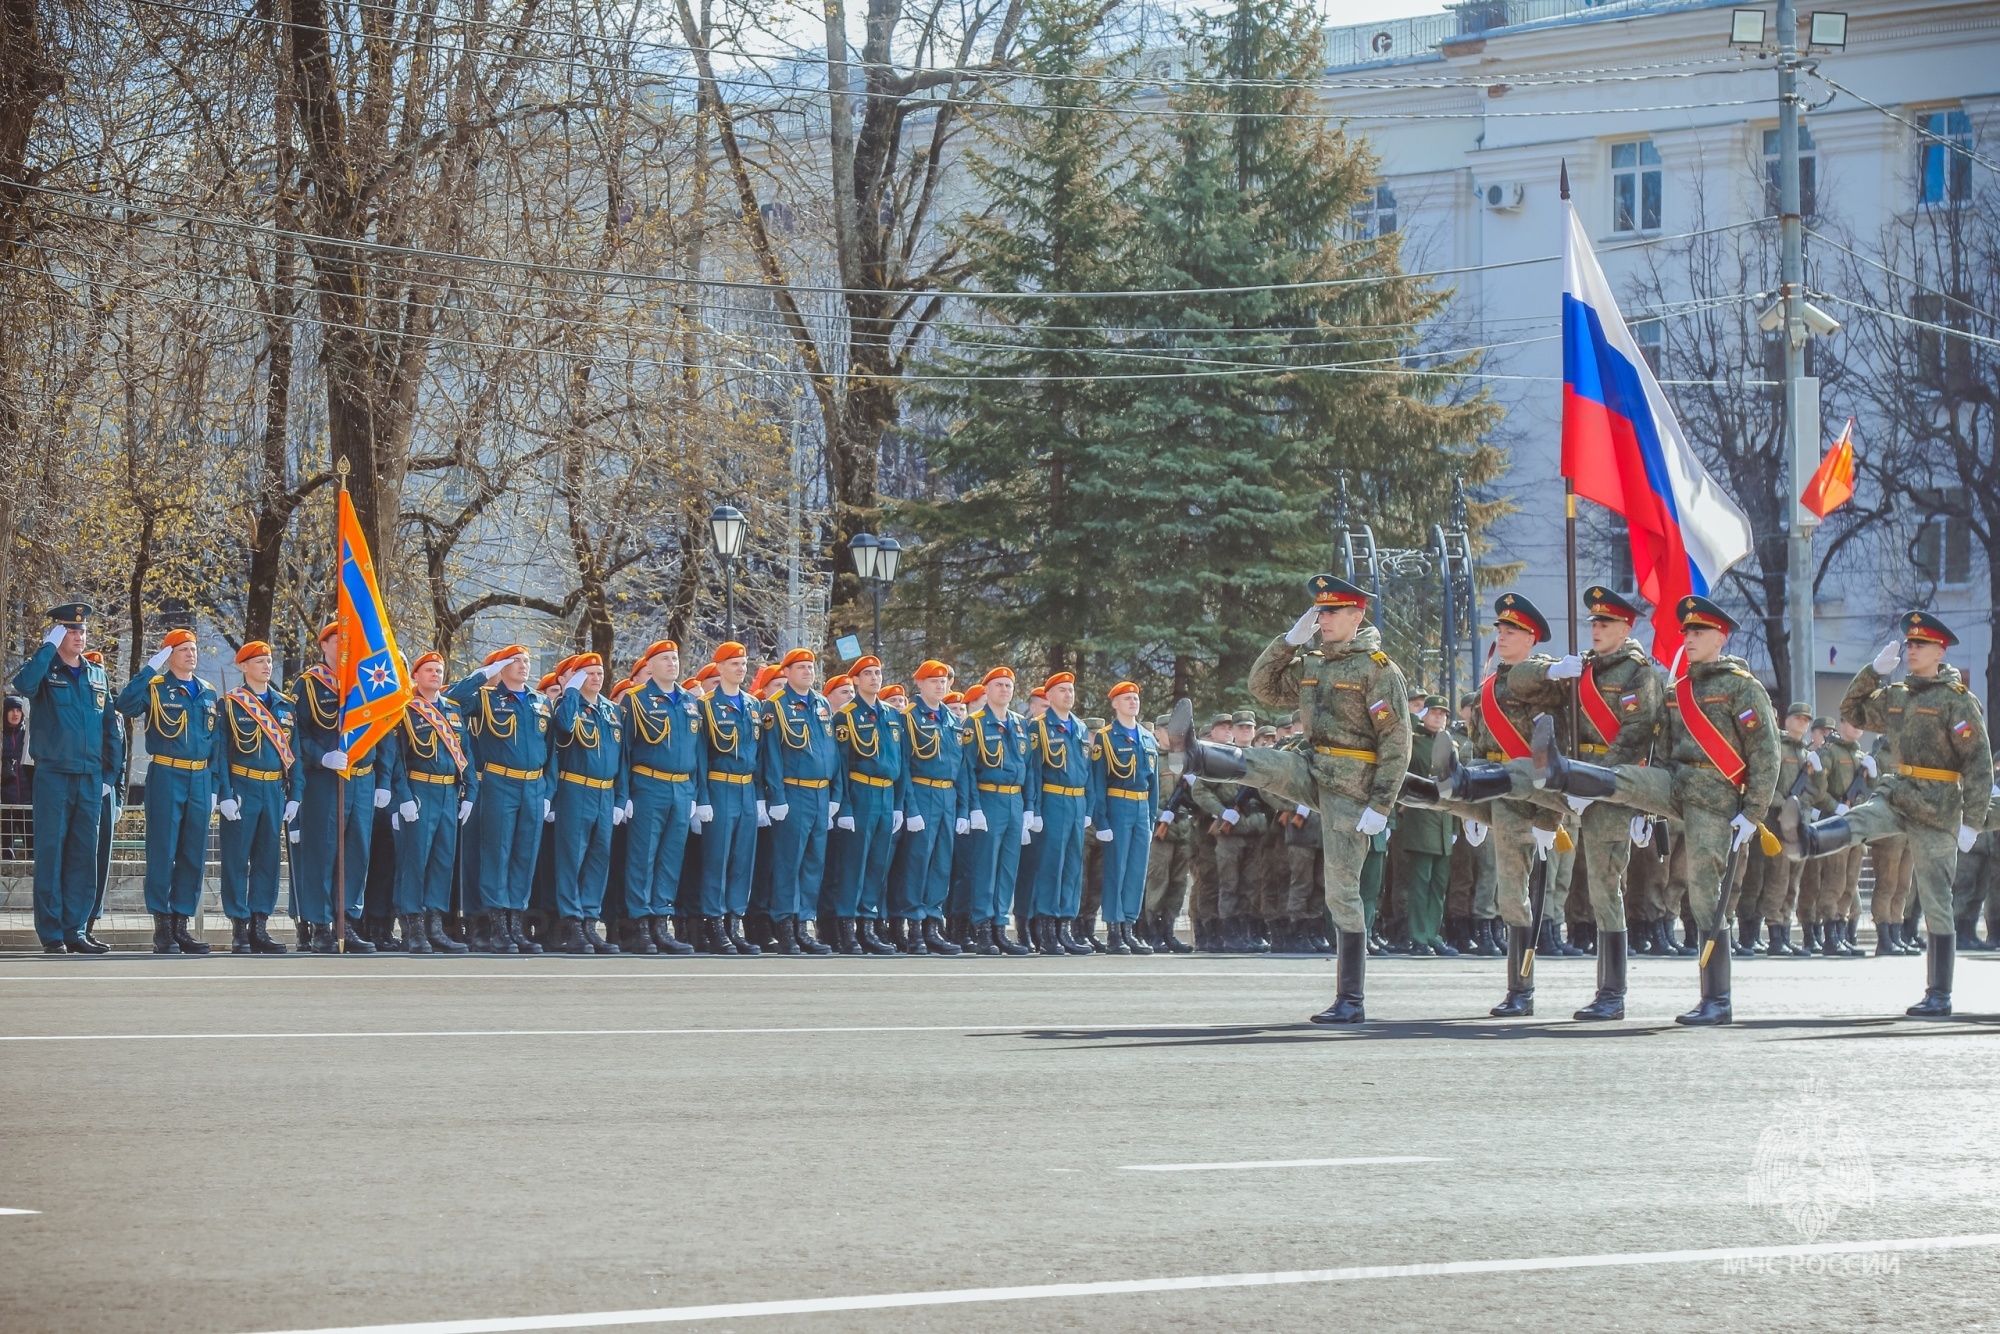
1154, 714, 1171, 728
1811, 715, 1836, 731
1424, 694, 1448, 710
1207, 712, 1234, 729
1786, 700, 1813, 719
1256, 725, 1278, 738
1231, 709, 1258, 725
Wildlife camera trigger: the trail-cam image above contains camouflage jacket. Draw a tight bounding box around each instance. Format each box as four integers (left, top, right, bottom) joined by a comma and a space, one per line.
1818, 735, 1865, 812
1248, 623, 1411, 815
1394, 724, 1455, 855
1840, 662, 1992, 833
1475, 654, 1568, 759
1577, 637, 1664, 767
1662, 654, 1780, 817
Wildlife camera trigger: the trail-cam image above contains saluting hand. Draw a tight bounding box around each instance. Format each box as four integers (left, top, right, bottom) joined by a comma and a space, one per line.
1284, 608, 1319, 647
1872, 641, 1901, 674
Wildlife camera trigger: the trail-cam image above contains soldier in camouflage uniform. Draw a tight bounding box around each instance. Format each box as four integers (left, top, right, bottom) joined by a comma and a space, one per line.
1396, 695, 1457, 956
1271, 719, 1332, 953
1141, 714, 1196, 952
1188, 709, 1271, 953
1949, 757, 2000, 950
1167, 573, 1411, 1024
1736, 702, 1821, 958
1533, 596, 1780, 1026
1183, 713, 1233, 951
1807, 718, 1868, 956
1781, 611, 1992, 1017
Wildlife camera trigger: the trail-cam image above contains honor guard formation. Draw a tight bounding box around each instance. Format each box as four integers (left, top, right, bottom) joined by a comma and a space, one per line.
12, 585, 1996, 1026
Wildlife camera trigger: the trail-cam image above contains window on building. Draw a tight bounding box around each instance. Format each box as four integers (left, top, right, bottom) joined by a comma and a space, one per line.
1914, 513, 1972, 586
1917, 108, 1973, 206
1351, 185, 1398, 238
1611, 140, 1662, 233
1633, 319, 1664, 375
1762, 124, 1817, 218
1911, 292, 1974, 392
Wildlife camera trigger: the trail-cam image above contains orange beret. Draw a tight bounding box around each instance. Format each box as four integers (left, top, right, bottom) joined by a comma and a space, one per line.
980, 667, 1013, 687
636, 640, 678, 664
1043, 672, 1074, 691
695, 662, 720, 681
779, 648, 816, 670
236, 640, 273, 664
965, 683, 986, 704
537, 673, 560, 691
943, 691, 964, 705
712, 641, 747, 664
750, 664, 781, 695
823, 674, 851, 693
913, 659, 952, 681
680, 677, 702, 691
411, 651, 444, 673
880, 683, 906, 700
1107, 680, 1139, 700
317, 621, 341, 643
569, 652, 603, 672
162, 628, 197, 649
1029, 686, 1047, 700
609, 678, 635, 700
483, 645, 527, 667
849, 655, 882, 674
81, 650, 104, 665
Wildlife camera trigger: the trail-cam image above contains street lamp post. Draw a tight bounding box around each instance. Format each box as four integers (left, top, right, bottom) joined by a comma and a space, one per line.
848, 532, 902, 656
709, 504, 747, 644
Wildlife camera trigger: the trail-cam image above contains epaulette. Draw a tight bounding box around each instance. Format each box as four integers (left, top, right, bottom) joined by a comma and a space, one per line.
1730, 668, 1754, 678
1952, 681, 1969, 693
1371, 651, 1389, 666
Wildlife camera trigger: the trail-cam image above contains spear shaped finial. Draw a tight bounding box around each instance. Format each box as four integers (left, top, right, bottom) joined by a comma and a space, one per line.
1559, 159, 1570, 201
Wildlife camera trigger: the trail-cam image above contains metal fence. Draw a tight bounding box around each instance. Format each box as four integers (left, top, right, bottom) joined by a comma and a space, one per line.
0, 803, 225, 877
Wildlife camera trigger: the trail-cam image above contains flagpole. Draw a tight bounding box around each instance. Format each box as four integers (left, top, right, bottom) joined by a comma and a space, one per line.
334, 458, 350, 954
1559, 162, 1581, 745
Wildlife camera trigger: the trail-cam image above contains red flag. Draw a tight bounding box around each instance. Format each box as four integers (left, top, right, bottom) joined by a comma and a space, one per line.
1800, 418, 1856, 519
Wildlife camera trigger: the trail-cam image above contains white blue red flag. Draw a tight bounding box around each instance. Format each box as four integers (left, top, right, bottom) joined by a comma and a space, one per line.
1560, 198, 1752, 663
334, 488, 412, 765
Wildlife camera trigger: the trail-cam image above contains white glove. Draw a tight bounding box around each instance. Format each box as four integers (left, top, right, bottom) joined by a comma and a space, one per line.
209, 794, 217, 815
622, 799, 634, 820
458, 800, 474, 824
955, 817, 970, 835
892, 811, 904, 835
288, 828, 300, 844
1464, 819, 1488, 846
1729, 812, 1757, 851
1095, 827, 1114, 843
147, 647, 172, 671
43, 624, 68, 647
694, 803, 713, 825
390, 813, 401, 831
543, 799, 554, 823
829, 801, 840, 817
1021, 824, 1034, 845
755, 799, 770, 827
969, 808, 988, 832
1958, 824, 1978, 854
1546, 654, 1584, 681
321, 750, 349, 771
1356, 806, 1389, 837
1992, 784, 1999, 799
837, 814, 856, 832
768, 802, 789, 823
1858, 753, 1878, 777
1803, 750, 1822, 773
373, 787, 391, 809
102, 783, 113, 798
1219, 807, 1239, 826
399, 799, 419, 822
906, 814, 925, 833
1834, 802, 1849, 816
1029, 812, 1045, 833
218, 797, 241, 821
478, 659, 509, 679
611, 805, 626, 827
1284, 607, 1319, 646
1629, 814, 1652, 847
1082, 815, 1092, 829
1295, 804, 1311, 819
1872, 641, 1901, 674
562, 671, 582, 693
1565, 794, 1595, 814
1157, 809, 1175, 825
284, 800, 299, 823
1530, 825, 1558, 859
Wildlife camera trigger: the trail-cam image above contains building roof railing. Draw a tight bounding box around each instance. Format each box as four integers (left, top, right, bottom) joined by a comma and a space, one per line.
1323, 0, 1723, 71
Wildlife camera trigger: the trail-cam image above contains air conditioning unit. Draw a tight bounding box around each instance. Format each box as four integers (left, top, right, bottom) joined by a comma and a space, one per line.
1482, 181, 1525, 212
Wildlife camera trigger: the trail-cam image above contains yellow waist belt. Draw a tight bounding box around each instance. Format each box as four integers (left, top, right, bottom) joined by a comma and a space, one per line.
1107, 786, 1151, 801
848, 772, 894, 788
632, 765, 691, 783
153, 756, 208, 772
228, 764, 280, 782
1899, 764, 1962, 782
978, 782, 1021, 795
708, 770, 753, 784
784, 777, 830, 789
1044, 783, 1086, 798
561, 772, 615, 789
1485, 751, 1508, 762
912, 776, 954, 789
1578, 743, 1610, 755
483, 763, 542, 781
1315, 745, 1378, 763
409, 770, 457, 785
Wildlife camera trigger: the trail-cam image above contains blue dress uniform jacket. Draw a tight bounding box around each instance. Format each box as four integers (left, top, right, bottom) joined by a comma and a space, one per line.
214, 686, 305, 921
13, 643, 111, 944
622, 681, 705, 920
1089, 721, 1159, 925
886, 699, 971, 921
829, 695, 910, 920
697, 688, 763, 917
115, 668, 221, 917
90, 704, 128, 928
552, 688, 626, 921
382, 694, 476, 916
288, 665, 378, 925
1029, 711, 1095, 920
962, 706, 1040, 924
447, 672, 553, 914
760, 686, 842, 922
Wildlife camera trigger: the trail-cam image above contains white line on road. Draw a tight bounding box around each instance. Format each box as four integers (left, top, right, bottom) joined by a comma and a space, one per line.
0, 1019, 1282, 1043
1121, 1156, 1447, 1172
0, 970, 1335, 982
237, 1234, 2000, 1333
0, 1207, 39, 1215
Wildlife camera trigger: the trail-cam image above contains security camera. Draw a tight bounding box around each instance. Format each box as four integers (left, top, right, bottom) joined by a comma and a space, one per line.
1757, 300, 1784, 332
1799, 301, 1842, 337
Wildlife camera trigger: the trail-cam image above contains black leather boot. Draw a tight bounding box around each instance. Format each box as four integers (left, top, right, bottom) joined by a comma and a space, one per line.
1398, 772, 1441, 807
338, 921, 376, 954
428, 910, 468, 954
1906, 934, 1954, 1018
993, 919, 1031, 956
310, 921, 340, 954
1105, 920, 1134, 955
702, 915, 737, 955
1057, 918, 1093, 956
771, 918, 803, 956
1732, 915, 1758, 958
1489, 924, 1534, 1017
1676, 930, 1733, 1025
1166, 699, 1250, 780
829, 917, 858, 955
403, 913, 435, 955
558, 917, 590, 955
965, 920, 997, 956
249, 913, 288, 954
582, 918, 618, 954
1077, 913, 1105, 952
510, 909, 542, 955
231, 918, 252, 954
295, 915, 314, 951
173, 914, 214, 955
152, 912, 181, 954
794, 917, 832, 956
1129, 920, 1156, 955
1786, 922, 1811, 957
1161, 916, 1193, 953
1875, 921, 1899, 956
1529, 714, 1620, 797
1573, 930, 1627, 1021
1310, 930, 1366, 1024
920, 918, 960, 956
724, 913, 760, 955
898, 917, 927, 955
484, 911, 517, 955
1780, 797, 1853, 861
855, 917, 894, 956
650, 915, 693, 955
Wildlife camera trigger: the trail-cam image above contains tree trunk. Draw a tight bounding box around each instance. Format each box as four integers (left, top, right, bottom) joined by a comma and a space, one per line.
126, 513, 155, 677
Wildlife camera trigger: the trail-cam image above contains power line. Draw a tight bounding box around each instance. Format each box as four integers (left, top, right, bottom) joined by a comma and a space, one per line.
1812, 72, 2000, 177
1813, 289, 2000, 353
1805, 227, 2000, 330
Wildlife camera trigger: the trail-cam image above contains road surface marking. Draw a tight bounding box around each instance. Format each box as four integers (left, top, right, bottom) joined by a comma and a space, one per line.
0, 1020, 1282, 1043
1121, 1156, 1447, 1172
0, 1207, 39, 1215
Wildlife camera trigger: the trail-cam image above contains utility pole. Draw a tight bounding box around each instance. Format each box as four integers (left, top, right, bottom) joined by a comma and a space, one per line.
1776, 0, 1817, 710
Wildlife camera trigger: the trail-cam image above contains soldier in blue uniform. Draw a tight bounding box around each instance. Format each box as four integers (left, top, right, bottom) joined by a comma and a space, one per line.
12, 602, 111, 953
1091, 680, 1160, 955
83, 650, 126, 949
550, 652, 626, 953
1028, 671, 1095, 956
381, 651, 474, 955
758, 647, 840, 956
887, 660, 969, 956
289, 622, 387, 954
448, 645, 552, 955
620, 640, 701, 955
214, 640, 303, 954
695, 641, 763, 955
115, 627, 220, 955
829, 654, 909, 956
962, 668, 1039, 956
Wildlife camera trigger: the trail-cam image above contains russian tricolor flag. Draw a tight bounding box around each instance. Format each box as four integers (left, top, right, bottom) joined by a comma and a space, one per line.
1561, 197, 1751, 664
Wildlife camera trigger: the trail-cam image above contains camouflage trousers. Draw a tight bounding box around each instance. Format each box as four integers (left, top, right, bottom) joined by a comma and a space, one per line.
1234, 747, 1373, 934
1215, 835, 1260, 918
1867, 834, 1913, 926
1738, 832, 1805, 926
1188, 829, 1220, 925
1283, 843, 1325, 919
1839, 800, 1956, 934
1435, 781, 1573, 930
1809, 845, 1864, 922
1952, 833, 1999, 929
1144, 832, 1194, 928
1510, 777, 1634, 931
1603, 767, 1746, 927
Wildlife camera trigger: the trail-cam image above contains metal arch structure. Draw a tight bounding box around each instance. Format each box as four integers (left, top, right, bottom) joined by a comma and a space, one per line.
1333, 476, 1477, 706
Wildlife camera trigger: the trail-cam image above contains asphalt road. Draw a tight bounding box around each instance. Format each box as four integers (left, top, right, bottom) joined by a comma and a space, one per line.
2, 950, 1997, 1333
